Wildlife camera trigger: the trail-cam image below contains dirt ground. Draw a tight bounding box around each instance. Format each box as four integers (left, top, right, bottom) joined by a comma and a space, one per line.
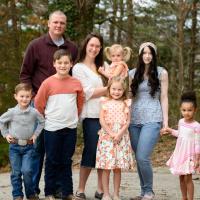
1, 167, 200, 200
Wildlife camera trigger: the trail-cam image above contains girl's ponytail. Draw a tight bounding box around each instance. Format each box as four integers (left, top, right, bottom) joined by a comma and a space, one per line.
123, 47, 132, 62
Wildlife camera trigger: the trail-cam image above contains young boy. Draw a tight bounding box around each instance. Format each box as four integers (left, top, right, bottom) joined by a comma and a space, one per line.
0, 83, 45, 200
34, 49, 84, 200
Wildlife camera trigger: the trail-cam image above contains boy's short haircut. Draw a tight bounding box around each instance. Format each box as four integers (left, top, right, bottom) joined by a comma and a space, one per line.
53, 49, 72, 62
15, 83, 32, 94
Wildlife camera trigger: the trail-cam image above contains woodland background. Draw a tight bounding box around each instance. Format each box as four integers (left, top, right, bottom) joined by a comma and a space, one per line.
0, 0, 200, 169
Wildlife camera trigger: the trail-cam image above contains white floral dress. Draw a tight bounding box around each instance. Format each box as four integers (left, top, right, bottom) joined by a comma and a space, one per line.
96, 97, 134, 170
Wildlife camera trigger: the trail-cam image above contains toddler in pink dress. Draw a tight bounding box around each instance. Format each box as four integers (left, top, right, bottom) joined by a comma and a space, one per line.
166, 119, 200, 175
165, 91, 200, 200
98, 44, 132, 80
96, 76, 134, 200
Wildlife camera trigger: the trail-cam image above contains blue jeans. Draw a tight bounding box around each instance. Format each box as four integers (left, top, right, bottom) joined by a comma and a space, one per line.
129, 122, 161, 196
44, 127, 77, 197
32, 130, 45, 194
9, 144, 35, 199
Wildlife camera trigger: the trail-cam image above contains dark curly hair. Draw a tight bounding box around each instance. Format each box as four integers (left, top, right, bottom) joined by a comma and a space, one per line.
130, 45, 160, 98
180, 91, 197, 108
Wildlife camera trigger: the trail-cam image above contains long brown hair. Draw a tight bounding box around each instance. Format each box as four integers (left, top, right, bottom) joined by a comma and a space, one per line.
77, 32, 104, 69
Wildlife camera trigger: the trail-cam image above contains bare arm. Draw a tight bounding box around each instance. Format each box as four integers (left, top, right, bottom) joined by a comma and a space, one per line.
160, 69, 168, 128
111, 63, 124, 77
98, 67, 110, 79
91, 87, 107, 98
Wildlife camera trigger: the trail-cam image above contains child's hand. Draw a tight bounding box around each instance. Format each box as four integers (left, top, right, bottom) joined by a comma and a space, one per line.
5, 134, 14, 143
113, 133, 122, 143
98, 66, 104, 74
165, 127, 173, 134
109, 132, 116, 138
161, 127, 174, 135
30, 134, 37, 144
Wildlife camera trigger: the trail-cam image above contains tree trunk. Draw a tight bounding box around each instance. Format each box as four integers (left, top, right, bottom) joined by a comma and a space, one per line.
75, 0, 100, 44
126, 0, 134, 48
117, 0, 123, 43
110, 0, 117, 43
188, 0, 197, 90
10, 0, 21, 67
176, 0, 190, 93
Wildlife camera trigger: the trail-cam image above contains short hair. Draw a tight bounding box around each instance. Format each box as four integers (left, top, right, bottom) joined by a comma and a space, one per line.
180, 91, 197, 108
104, 44, 132, 62
49, 10, 66, 21
15, 83, 32, 94
53, 49, 72, 62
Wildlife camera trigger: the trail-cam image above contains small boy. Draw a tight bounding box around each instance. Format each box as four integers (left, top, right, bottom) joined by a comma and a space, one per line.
34, 49, 84, 200
0, 83, 45, 200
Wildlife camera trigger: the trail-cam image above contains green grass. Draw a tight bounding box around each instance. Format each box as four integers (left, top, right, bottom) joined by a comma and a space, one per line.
0, 137, 9, 168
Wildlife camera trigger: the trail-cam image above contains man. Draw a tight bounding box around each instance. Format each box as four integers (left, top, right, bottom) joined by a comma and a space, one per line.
20, 10, 78, 199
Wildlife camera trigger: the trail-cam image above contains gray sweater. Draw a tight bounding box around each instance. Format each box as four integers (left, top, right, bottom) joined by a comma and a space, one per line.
0, 105, 45, 140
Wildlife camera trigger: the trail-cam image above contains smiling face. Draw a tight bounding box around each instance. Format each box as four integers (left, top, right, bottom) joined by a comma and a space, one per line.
180, 102, 196, 122
110, 49, 123, 62
109, 81, 125, 100
142, 46, 153, 65
14, 90, 32, 110
53, 55, 72, 78
48, 13, 66, 39
85, 37, 101, 59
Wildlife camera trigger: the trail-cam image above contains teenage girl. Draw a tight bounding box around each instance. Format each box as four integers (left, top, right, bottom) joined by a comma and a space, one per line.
96, 76, 134, 200
165, 91, 200, 200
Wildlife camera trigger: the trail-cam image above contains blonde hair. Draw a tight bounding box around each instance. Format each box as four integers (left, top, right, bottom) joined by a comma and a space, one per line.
104, 44, 132, 62
49, 10, 66, 21
107, 76, 128, 100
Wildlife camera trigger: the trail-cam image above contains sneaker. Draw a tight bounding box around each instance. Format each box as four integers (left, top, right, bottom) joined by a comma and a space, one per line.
44, 195, 56, 200
141, 193, 155, 200
130, 196, 143, 200
95, 191, 104, 199
74, 191, 86, 200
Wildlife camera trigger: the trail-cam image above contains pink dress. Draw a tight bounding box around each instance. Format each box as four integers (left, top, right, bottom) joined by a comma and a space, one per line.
96, 97, 134, 170
166, 119, 200, 175
104, 61, 128, 79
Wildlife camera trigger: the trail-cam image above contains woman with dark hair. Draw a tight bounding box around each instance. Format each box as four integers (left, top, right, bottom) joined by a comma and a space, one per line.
72, 33, 107, 200
129, 42, 168, 200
